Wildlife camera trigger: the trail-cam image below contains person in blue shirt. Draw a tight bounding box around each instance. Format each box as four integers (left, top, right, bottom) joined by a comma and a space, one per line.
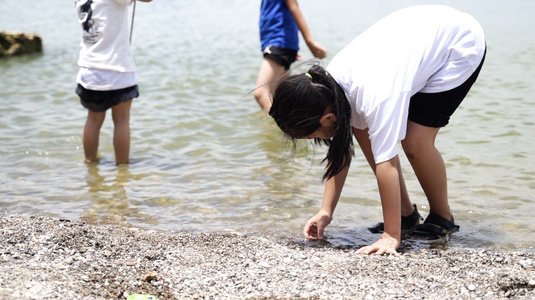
254, 0, 326, 111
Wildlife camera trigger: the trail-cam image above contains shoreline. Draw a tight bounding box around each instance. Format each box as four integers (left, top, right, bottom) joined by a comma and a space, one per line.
1, 215, 534, 299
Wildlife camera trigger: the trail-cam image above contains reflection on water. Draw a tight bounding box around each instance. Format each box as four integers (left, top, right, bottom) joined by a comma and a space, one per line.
0, 0, 534, 252
82, 163, 161, 227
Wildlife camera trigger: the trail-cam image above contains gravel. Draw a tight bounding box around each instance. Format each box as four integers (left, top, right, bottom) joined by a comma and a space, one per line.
1, 215, 534, 299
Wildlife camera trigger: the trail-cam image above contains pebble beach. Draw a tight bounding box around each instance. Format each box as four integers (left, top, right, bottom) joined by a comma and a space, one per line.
1, 215, 534, 299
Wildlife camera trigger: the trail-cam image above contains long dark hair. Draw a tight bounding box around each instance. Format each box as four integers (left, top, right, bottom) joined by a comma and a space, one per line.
269, 65, 354, 180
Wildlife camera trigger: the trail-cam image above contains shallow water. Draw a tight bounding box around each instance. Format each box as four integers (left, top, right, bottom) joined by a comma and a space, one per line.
1, 0, 534, 251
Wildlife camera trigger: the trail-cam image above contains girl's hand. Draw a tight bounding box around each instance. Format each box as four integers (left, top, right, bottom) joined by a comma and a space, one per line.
306, 40, 327, 59
303, 210, 332, 239
356, 233, 400, 255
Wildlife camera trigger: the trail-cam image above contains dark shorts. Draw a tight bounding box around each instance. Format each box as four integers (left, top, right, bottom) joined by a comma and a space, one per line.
262, 45, 298, 70
408, 50, 486, 127
76, 84, 139, 112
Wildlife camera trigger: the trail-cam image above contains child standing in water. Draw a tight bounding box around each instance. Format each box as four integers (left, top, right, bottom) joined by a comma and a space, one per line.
75, 0, 152, 164
269, 5, 486, 254
254, 0, 327, 111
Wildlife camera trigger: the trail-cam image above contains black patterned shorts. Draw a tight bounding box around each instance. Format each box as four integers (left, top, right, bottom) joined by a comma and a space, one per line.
76, 84, 139, 112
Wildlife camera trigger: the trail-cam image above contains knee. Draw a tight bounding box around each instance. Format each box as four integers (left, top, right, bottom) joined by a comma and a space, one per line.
253, 87, 273, 111
402, 135, 438, 162
86, 112, 105, 128
401, 137, 421, 161
254, 86, 267, 102
113, 116, 130, 128
112, 109, 131, 125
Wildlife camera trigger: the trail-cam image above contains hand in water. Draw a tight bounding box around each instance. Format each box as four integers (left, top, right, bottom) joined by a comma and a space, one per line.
303, 210, 332, 239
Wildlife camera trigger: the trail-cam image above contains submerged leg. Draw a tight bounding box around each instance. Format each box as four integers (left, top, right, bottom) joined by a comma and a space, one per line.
111, 100, 132, 164
83, 110, 106, 163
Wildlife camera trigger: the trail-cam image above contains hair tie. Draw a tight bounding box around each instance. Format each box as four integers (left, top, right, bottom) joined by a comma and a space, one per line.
305, 72, 312, 79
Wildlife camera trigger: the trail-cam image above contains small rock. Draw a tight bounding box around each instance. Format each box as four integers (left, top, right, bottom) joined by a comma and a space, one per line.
143, 271, 158, 282
519, 259, 533, 269
0, 31, 42, 57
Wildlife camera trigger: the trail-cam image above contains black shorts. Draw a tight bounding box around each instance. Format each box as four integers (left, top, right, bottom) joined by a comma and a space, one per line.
262, 45, 297, 70
408, 50, 486, 127
76, 84, 139, 112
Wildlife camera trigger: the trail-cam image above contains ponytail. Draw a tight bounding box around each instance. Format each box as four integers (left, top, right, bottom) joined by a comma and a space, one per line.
269, 65, 354, 180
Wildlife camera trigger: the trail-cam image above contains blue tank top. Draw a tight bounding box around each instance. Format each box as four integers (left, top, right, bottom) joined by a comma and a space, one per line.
259, 0, 299, 51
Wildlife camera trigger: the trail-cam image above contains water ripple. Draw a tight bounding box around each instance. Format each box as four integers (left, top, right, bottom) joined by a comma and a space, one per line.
1, 0, 534, 251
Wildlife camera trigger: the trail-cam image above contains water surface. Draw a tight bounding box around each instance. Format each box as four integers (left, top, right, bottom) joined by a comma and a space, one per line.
1, 0, 534, 251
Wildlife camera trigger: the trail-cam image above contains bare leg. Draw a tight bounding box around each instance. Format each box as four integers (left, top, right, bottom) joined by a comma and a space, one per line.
83, 110, 106, 163
254, 58, 287, 111
111, 100, 132, 164
402, 120, 452, 220
396, 158, 415, 216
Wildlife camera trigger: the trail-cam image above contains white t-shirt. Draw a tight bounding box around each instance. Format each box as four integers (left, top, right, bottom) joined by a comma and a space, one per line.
326, 5, 486, 164
75, 0, 138, 90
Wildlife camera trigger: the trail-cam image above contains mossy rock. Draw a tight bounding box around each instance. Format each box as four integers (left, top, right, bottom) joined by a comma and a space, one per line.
0, 31, 43, 57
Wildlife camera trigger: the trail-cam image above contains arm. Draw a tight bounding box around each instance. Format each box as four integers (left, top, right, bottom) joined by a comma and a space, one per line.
372, 157, 402, 248
284, 0, 327, 59
353, 127, 402, 255
355, 156, 402, 255
353, 128, 376, 173
303, 166, 349, 239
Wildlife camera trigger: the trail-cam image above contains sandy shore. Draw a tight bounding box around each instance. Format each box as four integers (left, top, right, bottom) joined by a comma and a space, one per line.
1, 215, 534, 299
